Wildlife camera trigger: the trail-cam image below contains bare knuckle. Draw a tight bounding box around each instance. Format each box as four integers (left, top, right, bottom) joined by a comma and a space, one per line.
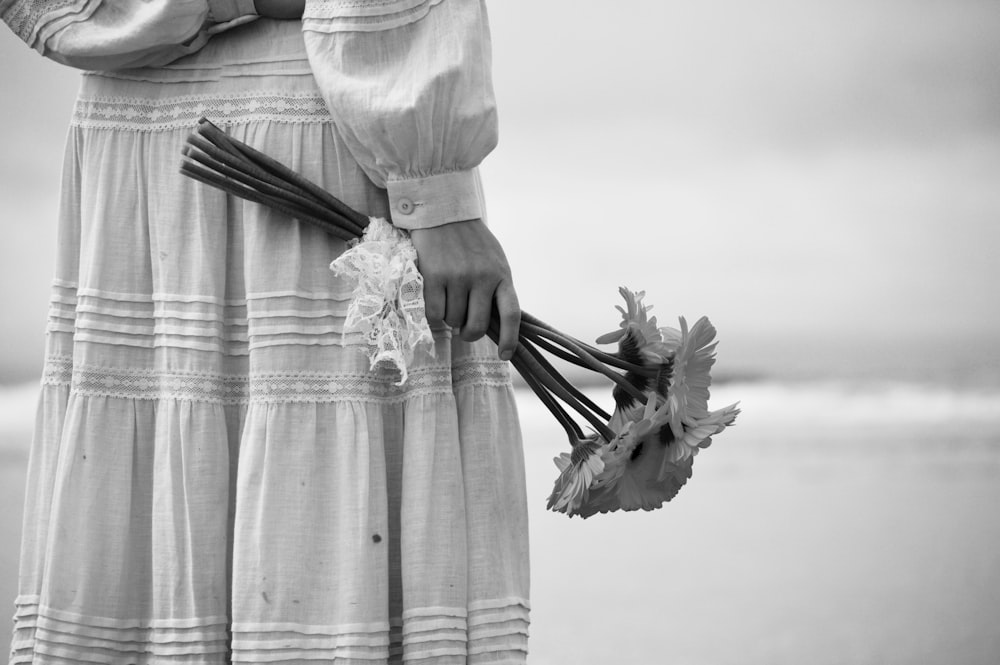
501, 301, 521, 317
461, 326, 486, 341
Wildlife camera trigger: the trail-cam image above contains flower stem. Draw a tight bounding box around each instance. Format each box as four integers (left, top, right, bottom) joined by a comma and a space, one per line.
183, 141, 364, 237
191, 124, 325, 206
518, 335, 612, 422
520, 311, 655, 375
488, 323, 584, 442
179, 161, 358, 242
519, 327, 591, 370
511, 354, 585, 443
196, 119, 371, 231
512, 342, 617, 442
520, 321, 648, 406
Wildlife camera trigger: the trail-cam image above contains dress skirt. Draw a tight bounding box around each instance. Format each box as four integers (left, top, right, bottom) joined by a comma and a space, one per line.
8, 19, 530, 665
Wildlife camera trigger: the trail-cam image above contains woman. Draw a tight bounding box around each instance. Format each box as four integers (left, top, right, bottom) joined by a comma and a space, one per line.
2, 0, 529, 663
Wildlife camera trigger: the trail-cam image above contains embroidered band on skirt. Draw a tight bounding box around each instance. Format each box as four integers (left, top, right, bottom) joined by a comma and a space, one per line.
8, 18, 530, 665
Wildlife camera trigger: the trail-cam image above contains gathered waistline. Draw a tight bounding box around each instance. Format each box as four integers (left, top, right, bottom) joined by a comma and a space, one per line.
72, 20, 330, 131
71, 91, 331, 131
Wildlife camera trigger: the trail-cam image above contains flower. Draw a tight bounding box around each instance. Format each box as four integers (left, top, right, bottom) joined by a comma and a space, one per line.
546, 435, 607, 515
664, 315, 719, 440
553, 312, 741, 518
676, 403, 741, 452
576, 393, 678, 517
533, 290, 739, 518
571, 398, 739, 518
596, 288, 681, 364
596, 288, 678, 412
595, 288, 658, 347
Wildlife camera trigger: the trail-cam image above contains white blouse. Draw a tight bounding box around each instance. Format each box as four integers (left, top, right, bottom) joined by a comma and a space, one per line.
1, 0, 497, 230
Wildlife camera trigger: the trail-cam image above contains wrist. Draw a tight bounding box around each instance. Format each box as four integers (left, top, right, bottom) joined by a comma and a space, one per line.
387, 170, 485, 231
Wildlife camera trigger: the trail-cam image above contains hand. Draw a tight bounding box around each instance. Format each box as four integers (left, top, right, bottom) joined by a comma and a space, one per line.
409, 220, 520, 361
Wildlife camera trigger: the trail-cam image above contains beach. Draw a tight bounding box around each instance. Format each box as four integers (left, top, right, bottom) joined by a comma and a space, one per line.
3, 380, 1000, 664
3, 0, 999, 660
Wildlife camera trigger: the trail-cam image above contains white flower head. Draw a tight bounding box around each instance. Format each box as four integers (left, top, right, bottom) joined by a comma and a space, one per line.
547, 435, 607, 516
665, 316, 719, 439
554, 309, 740, 518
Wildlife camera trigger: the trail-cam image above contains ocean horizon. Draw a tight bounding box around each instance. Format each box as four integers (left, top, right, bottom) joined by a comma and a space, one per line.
4, 331, 999, 451
3, 363, 1000, 459
3, 351, 999, 663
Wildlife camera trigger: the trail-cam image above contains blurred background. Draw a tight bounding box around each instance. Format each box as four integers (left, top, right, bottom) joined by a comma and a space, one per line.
2, 0, 999, 663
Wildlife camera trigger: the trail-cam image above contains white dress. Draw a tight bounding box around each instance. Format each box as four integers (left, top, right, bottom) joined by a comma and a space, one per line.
2, 1, 530, 663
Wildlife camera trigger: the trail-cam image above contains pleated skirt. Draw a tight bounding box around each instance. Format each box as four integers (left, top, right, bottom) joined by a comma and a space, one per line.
8, 19, 530, 665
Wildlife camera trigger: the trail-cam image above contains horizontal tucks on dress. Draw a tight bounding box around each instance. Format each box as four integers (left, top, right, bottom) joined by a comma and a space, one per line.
7, 13, 529, 665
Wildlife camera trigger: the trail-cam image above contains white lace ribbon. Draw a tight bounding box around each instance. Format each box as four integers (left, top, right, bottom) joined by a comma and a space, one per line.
329, 217, 434, 385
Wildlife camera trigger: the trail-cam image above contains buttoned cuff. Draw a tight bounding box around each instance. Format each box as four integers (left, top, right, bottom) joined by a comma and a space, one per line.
207, 0, 258, 23
386, 170, 485, 230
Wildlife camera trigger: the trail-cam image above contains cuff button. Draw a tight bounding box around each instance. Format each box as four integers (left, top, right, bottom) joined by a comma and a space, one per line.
397, 198, 415, 215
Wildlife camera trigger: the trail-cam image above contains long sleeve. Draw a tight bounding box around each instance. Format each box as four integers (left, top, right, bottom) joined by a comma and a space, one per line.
1, 0, 258, 70
302, 0, 497, 230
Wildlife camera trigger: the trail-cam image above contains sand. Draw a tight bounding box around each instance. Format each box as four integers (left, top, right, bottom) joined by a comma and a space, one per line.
3, 384, 999, 664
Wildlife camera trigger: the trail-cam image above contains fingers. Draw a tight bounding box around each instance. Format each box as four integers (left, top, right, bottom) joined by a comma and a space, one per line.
444, 283, 469, 330
441, 277, 520, 362
494, 279, 520, 361
409, 220, 519, 359
460, 283, 492, 343
423, 276, 446, 325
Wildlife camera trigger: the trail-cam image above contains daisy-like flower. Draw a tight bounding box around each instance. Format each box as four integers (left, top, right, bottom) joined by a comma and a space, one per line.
596, 288, 678, 412
664, 315, 720, 440
565, 315, 741, 518
546, 435, 607, 515
595, 288, 660, 349
575, 393, 680, 517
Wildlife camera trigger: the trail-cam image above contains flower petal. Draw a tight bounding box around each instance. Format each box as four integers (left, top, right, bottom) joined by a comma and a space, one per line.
595, 328, 627, 345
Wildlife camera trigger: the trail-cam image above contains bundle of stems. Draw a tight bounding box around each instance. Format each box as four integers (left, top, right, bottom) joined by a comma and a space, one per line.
180, 118, 656, 448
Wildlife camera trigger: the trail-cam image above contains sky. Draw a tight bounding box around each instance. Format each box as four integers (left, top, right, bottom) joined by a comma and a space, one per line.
1, 0, 999, 383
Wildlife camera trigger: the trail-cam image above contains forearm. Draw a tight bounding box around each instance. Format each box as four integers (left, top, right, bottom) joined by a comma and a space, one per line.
300, 0, 516, 356
302, 0, 497, 229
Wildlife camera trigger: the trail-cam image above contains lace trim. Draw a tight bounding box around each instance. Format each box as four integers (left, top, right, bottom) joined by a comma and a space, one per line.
41, 356, 511, 404
40, 355, 74, 387
303, 0, 444, 33
71, 92, 332, 132
304, 0, 425, 17
451, 359, 512, 391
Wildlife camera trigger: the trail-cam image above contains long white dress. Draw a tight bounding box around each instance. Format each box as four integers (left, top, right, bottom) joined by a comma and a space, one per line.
2, 1, 530, 663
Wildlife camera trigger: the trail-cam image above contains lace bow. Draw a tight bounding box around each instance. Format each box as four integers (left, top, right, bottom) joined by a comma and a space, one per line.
329, 217, 434, 384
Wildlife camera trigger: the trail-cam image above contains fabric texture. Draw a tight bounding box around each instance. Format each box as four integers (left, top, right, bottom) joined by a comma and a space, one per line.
206, 0, 257, 23
0, 0, 258, 69
302, 0, 497, 229
1, 0, 498, 229
6, 13, 529, 665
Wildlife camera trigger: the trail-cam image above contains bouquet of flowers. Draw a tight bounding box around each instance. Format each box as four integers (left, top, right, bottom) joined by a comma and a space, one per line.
180, 118, 739, 518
